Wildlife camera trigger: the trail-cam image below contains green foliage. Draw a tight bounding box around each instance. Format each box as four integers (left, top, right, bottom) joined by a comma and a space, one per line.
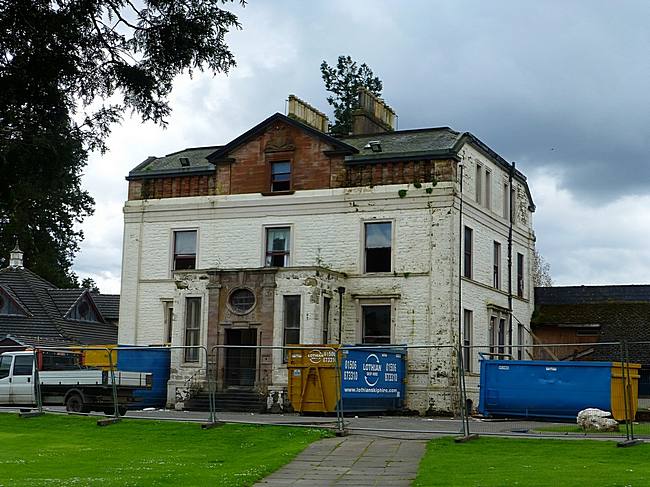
415, 437, 650, 486
81, 277, 100, 293
0, 0, 243, 286
398, 189, 407, 198
413, 181, 422, 189
425, 187, 433, 194
0, 414, 330, 486
320, 55, 382, 134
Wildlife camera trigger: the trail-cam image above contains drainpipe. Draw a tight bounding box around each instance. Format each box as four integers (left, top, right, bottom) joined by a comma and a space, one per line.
508, 162, 515, 358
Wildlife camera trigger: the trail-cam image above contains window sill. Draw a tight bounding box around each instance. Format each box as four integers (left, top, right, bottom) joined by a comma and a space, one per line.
261, 190, 295, 196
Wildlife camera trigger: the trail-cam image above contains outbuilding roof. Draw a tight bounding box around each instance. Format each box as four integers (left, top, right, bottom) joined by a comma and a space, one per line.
0, 266, 118, 347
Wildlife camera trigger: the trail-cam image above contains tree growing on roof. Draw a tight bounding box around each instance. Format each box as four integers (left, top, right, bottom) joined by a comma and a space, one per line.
0, 0, 245, 287
320, 55, 383, 135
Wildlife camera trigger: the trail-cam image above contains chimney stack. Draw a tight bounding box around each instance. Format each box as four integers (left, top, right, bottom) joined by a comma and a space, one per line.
352, 88, 396, 135
9, 241, 24, 269
287, 95, 329, 132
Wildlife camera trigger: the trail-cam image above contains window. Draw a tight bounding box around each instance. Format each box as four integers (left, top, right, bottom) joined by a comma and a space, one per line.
498, 318, 506, 358
463, 309, 473, 372
364, 222, 392, 272
484, 169, 491, 209
173, 230, 197, 270
283, 296, 301, 362
184, 298, 201, 362
322, 297, 331, 344
463, 226, 473, 279
362, 305, 391, 344
517, 324, 524, 360
0, 288, 26, 316
66, 295, 100, 322
503, 183, 509, 219
163, 301, 173, 344
0, 355, 11, 379
229, 288, 256, 314
13, 355, 33, 376
517, 253, 524, 298
493, 241, 501, 289
270, 161, 291, 192
266, 227, 290, 267
475, 164, 482, 203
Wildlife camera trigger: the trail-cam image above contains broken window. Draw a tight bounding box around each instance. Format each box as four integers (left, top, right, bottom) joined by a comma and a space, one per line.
173, 230, 197, 270
265, 227, 290, 267
184, 297, 201, 362
362, 305, 391, 344
364, 222, 392, 272
463, 226, 473, 279
493, 241, 501, 289
270, 161, 291, 192
283, 295, 301, 361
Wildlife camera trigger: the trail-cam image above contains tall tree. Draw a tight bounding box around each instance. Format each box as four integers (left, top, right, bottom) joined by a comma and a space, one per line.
0, 0, 244, 287
81, 277, 100, 294
532, 249, 553, 287
320, 55, 383, 135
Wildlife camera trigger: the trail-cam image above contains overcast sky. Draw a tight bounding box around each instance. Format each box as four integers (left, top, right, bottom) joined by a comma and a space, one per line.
74, 0, 650, 294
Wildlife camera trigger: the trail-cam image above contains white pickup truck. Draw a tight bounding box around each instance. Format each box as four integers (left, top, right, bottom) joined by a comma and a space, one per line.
0, 350, 152, 415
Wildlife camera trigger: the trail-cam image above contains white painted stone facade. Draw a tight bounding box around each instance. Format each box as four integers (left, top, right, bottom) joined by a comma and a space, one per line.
119, 140, 536, 413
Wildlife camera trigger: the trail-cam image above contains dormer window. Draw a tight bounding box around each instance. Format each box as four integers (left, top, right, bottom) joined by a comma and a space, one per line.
270, 161, 291, 192
66, 293, 102, 322
0, 288, 27, 316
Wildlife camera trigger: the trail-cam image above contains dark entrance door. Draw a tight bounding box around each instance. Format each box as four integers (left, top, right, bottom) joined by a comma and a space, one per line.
225, 329, 257, 387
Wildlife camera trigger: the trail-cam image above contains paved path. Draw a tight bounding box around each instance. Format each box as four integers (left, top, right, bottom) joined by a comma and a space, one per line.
253, 435, 426, 487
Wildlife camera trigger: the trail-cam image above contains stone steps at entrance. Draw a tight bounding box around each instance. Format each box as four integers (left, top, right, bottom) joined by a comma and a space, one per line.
184, 390, 267, 413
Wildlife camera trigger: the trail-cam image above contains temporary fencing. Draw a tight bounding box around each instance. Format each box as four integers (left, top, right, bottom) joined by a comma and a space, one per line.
0, 340, 647, 445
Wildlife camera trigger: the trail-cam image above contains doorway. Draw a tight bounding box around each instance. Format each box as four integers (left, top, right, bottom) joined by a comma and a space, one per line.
224, 328, 257, 388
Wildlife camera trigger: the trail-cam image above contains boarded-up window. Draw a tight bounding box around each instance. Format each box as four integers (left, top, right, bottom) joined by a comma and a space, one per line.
365, 222, 392, 272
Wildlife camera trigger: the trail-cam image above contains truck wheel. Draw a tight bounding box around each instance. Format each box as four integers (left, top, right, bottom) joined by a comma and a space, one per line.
65, 393, 87, 413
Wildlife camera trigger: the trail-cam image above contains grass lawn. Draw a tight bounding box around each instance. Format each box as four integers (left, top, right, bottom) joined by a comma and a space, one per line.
0, 413, 331, 486
414, 437, 650, 487
536, 423, 650, 436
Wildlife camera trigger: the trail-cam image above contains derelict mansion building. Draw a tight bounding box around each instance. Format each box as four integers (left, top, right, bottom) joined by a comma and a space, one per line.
118, 92, 536, 412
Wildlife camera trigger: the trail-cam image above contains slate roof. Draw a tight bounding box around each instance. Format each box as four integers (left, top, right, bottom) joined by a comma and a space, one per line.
0, 266, 118, 347
125, 112, 534, 210
92, 294, 120, 321
339, 127, 463, 162
127, 146, 221, 180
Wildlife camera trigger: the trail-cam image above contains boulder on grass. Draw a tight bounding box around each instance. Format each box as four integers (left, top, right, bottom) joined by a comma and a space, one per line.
577, 408, 619, 432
